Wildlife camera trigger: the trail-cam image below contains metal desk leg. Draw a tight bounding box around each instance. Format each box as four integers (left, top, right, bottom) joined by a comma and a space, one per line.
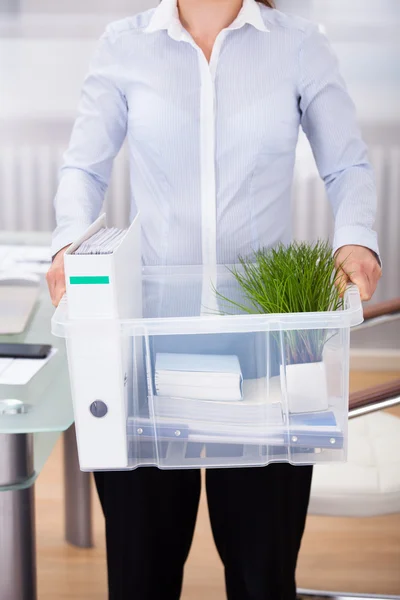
63, 425, 93, 548
0, 433, 36, 600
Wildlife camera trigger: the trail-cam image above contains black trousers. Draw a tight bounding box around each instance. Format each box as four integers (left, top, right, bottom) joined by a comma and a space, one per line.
94, 463, 312, 600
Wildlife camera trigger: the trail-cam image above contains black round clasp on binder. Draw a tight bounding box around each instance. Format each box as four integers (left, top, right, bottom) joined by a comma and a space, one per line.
90, 400, 108, 418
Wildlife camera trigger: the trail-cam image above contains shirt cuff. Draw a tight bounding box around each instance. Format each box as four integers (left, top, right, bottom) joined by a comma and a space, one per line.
332, 225, 381, 266
51, 225, 89, 258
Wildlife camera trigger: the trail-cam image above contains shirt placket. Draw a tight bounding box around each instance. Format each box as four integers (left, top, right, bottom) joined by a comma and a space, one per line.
184, 30, 228, 313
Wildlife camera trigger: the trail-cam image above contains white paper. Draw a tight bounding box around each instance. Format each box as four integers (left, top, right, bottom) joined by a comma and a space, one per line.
73, 228, 127, 255
0, 348, 58, 385
0, 244, 51, 274
0, 269, 40, 284
0, 246, 11, 264
154, 376, 283, 424
12, 261, 50, 274
280, 362, 329, 414
0, 358, 14, 376
155, 353, 243, 401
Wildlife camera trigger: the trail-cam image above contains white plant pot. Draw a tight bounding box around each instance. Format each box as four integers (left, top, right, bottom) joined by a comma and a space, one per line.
280, 361, 329, 414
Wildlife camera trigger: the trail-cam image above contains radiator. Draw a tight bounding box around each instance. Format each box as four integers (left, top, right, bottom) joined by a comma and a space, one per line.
0, 142, 398, 302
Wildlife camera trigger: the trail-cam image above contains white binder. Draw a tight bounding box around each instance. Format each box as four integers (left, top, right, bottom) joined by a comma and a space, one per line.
64, 213, 141, 320
64, 213, 142, 470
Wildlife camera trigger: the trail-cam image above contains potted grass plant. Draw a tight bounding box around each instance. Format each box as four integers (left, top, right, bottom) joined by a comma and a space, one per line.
216, 241, 345, 413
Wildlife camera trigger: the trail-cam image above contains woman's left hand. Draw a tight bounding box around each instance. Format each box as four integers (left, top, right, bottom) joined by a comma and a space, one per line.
334, 244, 382, 301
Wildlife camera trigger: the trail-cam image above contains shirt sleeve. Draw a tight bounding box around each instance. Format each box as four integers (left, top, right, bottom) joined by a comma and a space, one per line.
51, 28, 128, 257
298, 24, 380, 261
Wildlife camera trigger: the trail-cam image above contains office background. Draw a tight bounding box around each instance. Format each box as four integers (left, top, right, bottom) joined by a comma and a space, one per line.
0, 3, 399, 599
1, 0, 399, 351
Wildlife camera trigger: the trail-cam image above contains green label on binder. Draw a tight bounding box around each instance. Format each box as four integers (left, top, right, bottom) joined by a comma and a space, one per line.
69, 276, 110, 285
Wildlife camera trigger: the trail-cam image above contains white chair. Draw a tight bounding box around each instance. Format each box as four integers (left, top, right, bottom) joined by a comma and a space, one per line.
298, 299, 400, 600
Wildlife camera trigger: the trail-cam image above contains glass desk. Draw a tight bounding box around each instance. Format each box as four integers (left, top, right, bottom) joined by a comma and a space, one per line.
0, 233, 91, 600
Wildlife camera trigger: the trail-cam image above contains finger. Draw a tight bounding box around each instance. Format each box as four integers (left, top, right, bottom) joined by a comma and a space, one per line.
46, 272, 57, 303
47, 269, 65, 306
334, 249, 353, 273
334, 268, 349, 298
54, 285, 66, 307
51, 279, 65, 307
47, 274, 58, 305
348, 271, 372, 301
367, 268, 381, 299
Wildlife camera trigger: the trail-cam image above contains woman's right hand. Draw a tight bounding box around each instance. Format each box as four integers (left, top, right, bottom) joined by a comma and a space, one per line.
46, 245, 71, 307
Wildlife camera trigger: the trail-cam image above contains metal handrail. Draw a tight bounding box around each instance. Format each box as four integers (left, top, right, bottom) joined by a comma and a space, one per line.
298, 589, 400, 599
363, 298, 400, 321
349, 380, 400, 418
352, 297, 400, 332
348, 297, 400, 418
297, 589, 400, 600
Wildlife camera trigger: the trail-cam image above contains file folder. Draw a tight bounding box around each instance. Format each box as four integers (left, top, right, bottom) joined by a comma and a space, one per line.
64, 213, 142, 319
64, 213, 142, 470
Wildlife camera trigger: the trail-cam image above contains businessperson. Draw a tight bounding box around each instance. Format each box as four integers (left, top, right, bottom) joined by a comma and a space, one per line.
47, 0, 382, 598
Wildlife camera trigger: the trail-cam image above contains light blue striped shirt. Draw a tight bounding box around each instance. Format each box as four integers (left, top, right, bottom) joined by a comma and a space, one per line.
52, 0, 380, 269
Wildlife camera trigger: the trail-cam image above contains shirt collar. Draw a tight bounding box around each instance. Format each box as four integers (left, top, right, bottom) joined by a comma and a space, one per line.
144, 0, 269, 39
231, 0, 270, 33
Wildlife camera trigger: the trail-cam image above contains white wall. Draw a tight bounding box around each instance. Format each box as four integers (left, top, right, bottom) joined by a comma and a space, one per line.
0, 39, 95, 119
1, 0, 399, 121
3, 0, 155, 13
1, 36, 399, 122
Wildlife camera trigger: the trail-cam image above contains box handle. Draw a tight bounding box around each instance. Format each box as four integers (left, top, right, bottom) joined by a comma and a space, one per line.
344, 284, 363, 328
51, 294, 69, 337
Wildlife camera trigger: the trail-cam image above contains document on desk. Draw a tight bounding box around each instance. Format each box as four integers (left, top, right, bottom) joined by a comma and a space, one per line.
0, 245, 51, 274
0, 348, 57, 385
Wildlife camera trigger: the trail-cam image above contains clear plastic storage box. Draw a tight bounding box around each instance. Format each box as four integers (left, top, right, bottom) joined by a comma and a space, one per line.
52, 265, 363, 471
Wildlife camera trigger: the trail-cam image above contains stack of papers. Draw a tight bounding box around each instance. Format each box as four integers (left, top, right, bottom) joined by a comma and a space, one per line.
154, 376, 282, 424
153, 372, 342, 445
155, 353, 243, 402
73, 227, 127, 255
